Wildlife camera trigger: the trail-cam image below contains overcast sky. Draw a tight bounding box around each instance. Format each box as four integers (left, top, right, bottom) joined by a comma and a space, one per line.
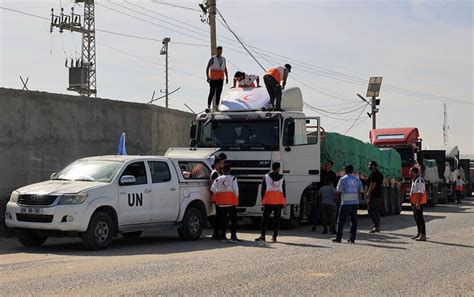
1, 0, 472, 154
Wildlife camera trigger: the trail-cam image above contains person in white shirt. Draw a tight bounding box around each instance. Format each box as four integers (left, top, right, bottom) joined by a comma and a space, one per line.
232, 71, 260, 88
206, 46, 228, 112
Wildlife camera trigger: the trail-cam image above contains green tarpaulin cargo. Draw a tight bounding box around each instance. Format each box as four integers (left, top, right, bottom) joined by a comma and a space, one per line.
321, 132, 402, 179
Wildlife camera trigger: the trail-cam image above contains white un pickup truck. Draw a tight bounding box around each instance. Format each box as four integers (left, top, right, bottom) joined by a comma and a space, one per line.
5, 148, 217, 250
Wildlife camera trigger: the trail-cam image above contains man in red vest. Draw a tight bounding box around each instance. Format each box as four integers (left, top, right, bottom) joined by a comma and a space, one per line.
410, 167, 427, 241
263, 64, 291, 111
255, 162, 286, 243
206, 46, 228, 112
211, 164, 241, 242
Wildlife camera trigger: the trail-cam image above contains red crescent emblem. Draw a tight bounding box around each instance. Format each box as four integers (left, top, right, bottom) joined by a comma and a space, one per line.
242, 94, 252, 102
222, 179, 230, 187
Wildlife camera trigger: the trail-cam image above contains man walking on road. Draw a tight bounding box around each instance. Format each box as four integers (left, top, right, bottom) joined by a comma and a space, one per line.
367, 161, 384, 233
263, 64, 291, 111
255, 162, 286, 243
206, 46, 228, 112
333, 164, 364, 244
410, 167, 427, 241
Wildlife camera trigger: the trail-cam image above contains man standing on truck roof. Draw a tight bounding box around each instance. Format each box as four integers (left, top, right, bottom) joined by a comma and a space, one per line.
255, 162, 286, 243
232, 71, 260, 88
210, 157, 225, 240
206, 46, 228, 112
211, 164, 241, 243
367, 161, 384, 233
410, 167, 427, 241
333, 164, 364, 244
263, 64, 291, 111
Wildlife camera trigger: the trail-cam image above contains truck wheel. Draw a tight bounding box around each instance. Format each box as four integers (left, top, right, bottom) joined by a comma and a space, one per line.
432, 185, 439, 206
122, 231, 142, 239
394, 189, 403, 215
382, 188, 391, 216
389, 188, 399, 215
16, 229, 47, 247
282, 204, 300, 229
81, 211, 115, 250
178, 207, 204, 241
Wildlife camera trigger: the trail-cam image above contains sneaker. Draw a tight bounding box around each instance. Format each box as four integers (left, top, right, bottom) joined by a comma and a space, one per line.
369, 227, 381, 234
416, 235, 427, 241
255, 236, 266, 242
347, 239, 355, 244
411, 234, 421, 240
230, 237, 242, 243
331, 237, 342, 243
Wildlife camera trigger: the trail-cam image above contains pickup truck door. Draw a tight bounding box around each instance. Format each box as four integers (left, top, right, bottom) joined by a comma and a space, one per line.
118, 161, 153, 226
148, 160, 180, 222
281, 117, 321, 204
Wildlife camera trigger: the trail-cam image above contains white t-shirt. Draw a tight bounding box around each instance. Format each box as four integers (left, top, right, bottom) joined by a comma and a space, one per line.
238, 74, 258, 87
410, 177, 426, 195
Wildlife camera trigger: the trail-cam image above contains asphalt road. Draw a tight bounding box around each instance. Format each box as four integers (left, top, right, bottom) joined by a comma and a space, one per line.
1, 198, 473, 296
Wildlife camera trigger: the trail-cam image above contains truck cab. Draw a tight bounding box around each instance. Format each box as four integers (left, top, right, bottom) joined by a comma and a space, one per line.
189, 87, 321, 224
5, 150, 217, 250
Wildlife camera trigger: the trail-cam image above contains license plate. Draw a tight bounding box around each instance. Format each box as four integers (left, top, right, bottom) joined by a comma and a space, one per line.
20, 207, 43, 215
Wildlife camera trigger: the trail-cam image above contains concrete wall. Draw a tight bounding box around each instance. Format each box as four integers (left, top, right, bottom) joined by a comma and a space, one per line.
0, 88, 195, 235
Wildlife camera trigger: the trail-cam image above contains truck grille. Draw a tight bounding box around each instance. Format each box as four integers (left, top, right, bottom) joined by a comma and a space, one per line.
18, 194, 58, 206
16, 213, 54, 223
238, 182, 259, 207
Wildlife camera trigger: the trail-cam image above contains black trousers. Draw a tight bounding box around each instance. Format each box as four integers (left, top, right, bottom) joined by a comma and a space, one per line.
260, 205, 283, 238
208, 79, 224, 108
263, 75, 282, 109
455, 191, 463, 202
368, 198, 383, 228
213, 206, 223, 237
320, 204, 336, 232
220, 206, 237, 239
412, 205, 426, 236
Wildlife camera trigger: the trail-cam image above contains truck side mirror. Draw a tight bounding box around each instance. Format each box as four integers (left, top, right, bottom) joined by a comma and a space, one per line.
283, 119, 295, 147
120, 175, 136, 186
189, 123, 197, 139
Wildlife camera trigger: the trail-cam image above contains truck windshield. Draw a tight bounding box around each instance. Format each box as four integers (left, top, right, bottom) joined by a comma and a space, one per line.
53, 160, 123, 182
197, 119, 279, 151
395, 148, 415, 167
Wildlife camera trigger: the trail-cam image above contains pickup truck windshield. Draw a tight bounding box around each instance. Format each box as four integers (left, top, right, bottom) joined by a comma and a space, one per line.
197, 119, 279, 151
53, 160, 123, 182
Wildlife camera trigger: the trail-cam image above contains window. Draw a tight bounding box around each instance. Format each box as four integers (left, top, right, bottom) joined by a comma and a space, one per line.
283, 118, 318, 146
53, 160, 122, 182
148, 161, 172, 183
376, 134, 405, 140
120, 162, 148, 185
178, 161, 211, 180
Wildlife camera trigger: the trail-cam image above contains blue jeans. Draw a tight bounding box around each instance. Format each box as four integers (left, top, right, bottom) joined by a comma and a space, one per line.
337, 204, 358, 240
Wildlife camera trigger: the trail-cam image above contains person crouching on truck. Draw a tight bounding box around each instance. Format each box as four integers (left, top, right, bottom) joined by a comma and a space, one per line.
263, 64, 291, 111
255, 162, 286, 243
211, 164, 241, 243
232, 71, 260, 88
210, 157, 225, 240
455, 175, 465, 205
410, 167, 427, 241
333, 164, 364, 244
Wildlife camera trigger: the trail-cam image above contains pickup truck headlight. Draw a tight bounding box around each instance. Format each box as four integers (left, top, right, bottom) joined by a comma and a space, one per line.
10, 191, 19, 203
59, 193, 88, 205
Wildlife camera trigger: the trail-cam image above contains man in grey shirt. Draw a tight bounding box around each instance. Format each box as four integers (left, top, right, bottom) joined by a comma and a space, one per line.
319, 179, 337, 234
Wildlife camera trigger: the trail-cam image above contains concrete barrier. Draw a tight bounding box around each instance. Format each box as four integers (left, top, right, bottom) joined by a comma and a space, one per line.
0, 88, 195, 235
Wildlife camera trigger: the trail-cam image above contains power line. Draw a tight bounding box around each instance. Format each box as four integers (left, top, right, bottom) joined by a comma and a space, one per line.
150, 1, 201, 12
343, 105, 369, 134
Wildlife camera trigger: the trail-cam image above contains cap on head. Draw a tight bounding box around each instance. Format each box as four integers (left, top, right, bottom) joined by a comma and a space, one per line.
285, 64, 292, 72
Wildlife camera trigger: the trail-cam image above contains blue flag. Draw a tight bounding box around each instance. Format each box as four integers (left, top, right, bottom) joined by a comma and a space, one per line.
118, 132, 127, 155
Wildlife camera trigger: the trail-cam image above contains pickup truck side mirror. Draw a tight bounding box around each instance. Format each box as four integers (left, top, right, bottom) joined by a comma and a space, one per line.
120, 175, 136, 186
50, 173, 57, 180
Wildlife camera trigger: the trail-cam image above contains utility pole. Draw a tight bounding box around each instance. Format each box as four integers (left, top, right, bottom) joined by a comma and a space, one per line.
50, 0, 96, 97
160, 37, 171, 108
443, 103, 449, 145
358, 77, 383, 129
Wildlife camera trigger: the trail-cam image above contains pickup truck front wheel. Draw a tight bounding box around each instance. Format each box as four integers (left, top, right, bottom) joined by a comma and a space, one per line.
178, 207, 204, 241
16, 229, 47, 247
81, 211, 115, 250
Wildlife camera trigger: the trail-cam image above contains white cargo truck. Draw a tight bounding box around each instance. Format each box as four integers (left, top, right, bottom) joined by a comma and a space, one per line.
5, 149, 217, 250
189, 87, 321, 226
